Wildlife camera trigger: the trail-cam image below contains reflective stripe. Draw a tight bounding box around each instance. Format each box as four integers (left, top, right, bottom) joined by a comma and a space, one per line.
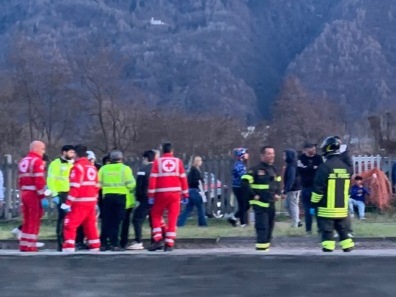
251, 184, 269, 190
249, 200, 269, 208
88, 239, 100, 244
19, 173, 45, 178
182, 190, 189, 195
153, 234, 162, 239
137, 171, 146, 176
64, 240, 75, 244
20, 185, 37, 191
62, 248, 75, 252
180, 173, 186, 178
67, 196, 97, 202
20, 233, 38, 240
150, 173, 182, 177
327, 179, 336, 209
165, 238, 174, 243
344, 179, 350, 209
275, 176, 282, 182
90, 248, 100, 252
152, 228, 162, 233
20, 241, 37, 247
82, 181, 97, 186
311, 192, 323, 203
148, 189, 155, 194
152, 187, 182, 193
317, 207, 348, 218
256, 243, 270, 249
322, 240, 336, 250
339, 238, 354, 249
70, 182, 81, 188
241, 174, 254, 184
166, 232, 177, 237
101, 182, 126, 187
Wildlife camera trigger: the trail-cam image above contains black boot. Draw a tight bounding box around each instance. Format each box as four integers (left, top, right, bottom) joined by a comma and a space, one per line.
227, 218, 237, 227
148, 241, 163, 252
164, 244, 173, 252
322, 248, 333, 252
343, 248, 353, 253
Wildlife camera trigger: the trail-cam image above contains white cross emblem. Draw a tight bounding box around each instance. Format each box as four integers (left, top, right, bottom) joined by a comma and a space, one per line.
162, 160, 176, 172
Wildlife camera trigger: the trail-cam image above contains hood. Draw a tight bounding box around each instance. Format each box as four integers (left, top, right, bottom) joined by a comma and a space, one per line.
285, 149, 297, 164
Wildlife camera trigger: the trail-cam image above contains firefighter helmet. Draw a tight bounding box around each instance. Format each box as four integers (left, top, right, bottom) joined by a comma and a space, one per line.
320, 136, 341, 156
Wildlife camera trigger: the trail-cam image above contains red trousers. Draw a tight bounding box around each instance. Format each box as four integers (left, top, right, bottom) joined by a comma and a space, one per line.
63, 204, 100, 252
20, 192, 43, 252
151, 193, 181, 247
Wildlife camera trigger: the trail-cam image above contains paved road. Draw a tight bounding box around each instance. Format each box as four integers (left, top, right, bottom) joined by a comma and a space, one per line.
0, 249, 395, 297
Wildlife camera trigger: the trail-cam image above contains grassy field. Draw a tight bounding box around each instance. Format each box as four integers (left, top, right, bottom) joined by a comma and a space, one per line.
0, 211, 395, 240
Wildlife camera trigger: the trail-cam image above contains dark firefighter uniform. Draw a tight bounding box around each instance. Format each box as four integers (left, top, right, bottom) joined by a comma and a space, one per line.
311, 139, 355, 252
241, 163, 281, 251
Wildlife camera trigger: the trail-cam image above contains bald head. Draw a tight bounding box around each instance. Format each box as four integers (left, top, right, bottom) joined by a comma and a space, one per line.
29, 141, 46, 157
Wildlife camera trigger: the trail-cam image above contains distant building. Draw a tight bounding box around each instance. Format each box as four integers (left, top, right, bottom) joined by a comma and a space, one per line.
150, 17, 165, 26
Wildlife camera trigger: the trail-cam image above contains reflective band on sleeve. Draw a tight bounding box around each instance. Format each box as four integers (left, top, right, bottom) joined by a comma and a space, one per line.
37, 189, 45, 195
137, 171, 146, 176
249, 200, 269, 208
311, 192, 323, 203
19, 173, 45, 178
241, 174, 254, 184
67, 196, 76, 201
251, 184, 269, 190
180, 173, 186, 178
70, 182, 81, 188
20, 185, 37, 191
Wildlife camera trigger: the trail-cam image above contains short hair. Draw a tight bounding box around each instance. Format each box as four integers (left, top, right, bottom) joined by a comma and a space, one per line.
162, 143, 173, 153
102, 154, 110, 164
260, 145, 274, 154
355, 176, 363, 181
74, 145, 88, 158
61, 145, 74, 153
143, 150, 155, 162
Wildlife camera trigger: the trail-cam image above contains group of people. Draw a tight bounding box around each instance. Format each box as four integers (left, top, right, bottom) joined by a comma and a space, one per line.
228, 136, 358, 252
16, 140, 190, 252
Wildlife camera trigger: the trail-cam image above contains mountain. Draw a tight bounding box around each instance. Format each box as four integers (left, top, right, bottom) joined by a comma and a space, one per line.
0, 0, 395, 123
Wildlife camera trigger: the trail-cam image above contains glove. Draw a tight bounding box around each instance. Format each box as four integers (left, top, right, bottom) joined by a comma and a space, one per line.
181, 197, 189, 205
41, 198, 49, 208
51, 196, 60, 205
309, 208, 316, 216
148, 197, 155, 205
60, 203, 71, 213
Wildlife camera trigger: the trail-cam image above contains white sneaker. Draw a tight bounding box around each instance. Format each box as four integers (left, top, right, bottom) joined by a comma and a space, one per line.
11, 228, 22, 240
36, 242, 45, 248
348, 233, 354, 238
126, 242, 144, 250
240, 224, 247, 228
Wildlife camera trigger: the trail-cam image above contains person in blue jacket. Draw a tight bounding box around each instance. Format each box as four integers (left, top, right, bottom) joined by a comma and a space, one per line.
228, 148, 249, 227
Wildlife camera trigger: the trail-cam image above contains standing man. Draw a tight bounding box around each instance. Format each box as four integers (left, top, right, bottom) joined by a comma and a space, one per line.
148, 143, 189, 252
298, 142, 323, 234
283, 149, 302, 228
311, 136, 354, 252
127, 150, 156, 250
62, 145, 100, 252
46, 145, 76, 251
99, 150, 136, 251
241, 146, 281, 251
18, 141, 47, 252
228, 148, 249, 227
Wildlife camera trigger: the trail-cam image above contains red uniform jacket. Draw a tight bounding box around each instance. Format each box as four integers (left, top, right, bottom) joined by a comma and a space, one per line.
18, 152, 46, 199
66, 157, 99, 206
148, 153, 189, 198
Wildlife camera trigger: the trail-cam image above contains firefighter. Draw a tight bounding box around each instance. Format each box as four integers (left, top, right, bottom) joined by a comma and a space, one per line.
311, 136, 355, 252
62, 145, 100, 252
147, 143, 189, 252
18, 141, 48, 252
99, 150, 136, 251
241, 146, 281, 251
46, 145, 77, 251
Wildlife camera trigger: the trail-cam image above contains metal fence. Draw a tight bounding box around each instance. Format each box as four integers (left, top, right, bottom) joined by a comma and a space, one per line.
0, 154, 236, 221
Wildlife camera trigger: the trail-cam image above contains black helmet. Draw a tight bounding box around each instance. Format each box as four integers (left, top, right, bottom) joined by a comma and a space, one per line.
320, 136, 341, 156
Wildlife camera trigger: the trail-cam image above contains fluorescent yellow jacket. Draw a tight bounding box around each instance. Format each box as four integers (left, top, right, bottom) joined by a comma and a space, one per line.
46, 158, 73, 196
99, 163, 136, 209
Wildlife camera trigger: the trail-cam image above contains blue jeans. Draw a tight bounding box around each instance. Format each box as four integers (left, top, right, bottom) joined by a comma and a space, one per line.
301, 187, 313, 232
349, 199, 365, 219
177, 189, 208, 227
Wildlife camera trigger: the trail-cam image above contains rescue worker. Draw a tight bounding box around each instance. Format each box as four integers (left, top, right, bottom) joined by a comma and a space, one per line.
241, 146, 281, 251
147, 143, 189, 252
62, 145, 100, 252
46, 145, 78, 251
228, 148, 249, 227
311, 136, 355, 252
18, 141, 48, 252
127, 150, 156, 250
99, 150, 136, 251
120, 176, 137, 249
